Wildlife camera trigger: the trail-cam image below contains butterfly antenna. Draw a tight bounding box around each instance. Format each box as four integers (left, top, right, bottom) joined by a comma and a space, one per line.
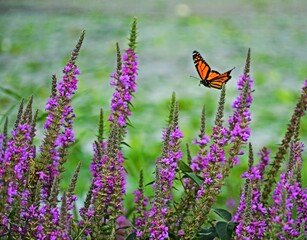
190, 75, 202, 86
190, 75, 199, 80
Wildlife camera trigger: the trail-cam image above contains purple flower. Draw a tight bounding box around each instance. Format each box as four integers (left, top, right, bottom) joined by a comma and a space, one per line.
7, 181, 18, 203
149, 206, 169, 240
0, 121, 34, 235
63, 193, 77, 230
5, 124, 32, 181
191, 132, 211, 173
268, 141, 305, 238
109, 48, 138, 127
155, 127, 183, 196
269, 172, 300, 238
228, 75, 253, 147
133, 188, 149, 237
88, 137, 126, 223
234, 147, 270, 238
39, 63, 79, 200
149, 124, 183, 239
194, 124, 228, 199
44, 64, 79, 129
19, 189, 31, 218
192, 135, 210, 148
234, 180, 267, 239
256, 147, 270, 177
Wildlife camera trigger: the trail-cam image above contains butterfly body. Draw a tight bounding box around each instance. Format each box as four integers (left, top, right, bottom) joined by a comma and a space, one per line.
192, 50, 234, 89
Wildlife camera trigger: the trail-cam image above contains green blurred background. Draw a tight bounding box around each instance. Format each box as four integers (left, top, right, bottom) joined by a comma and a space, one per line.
0, 0, 306, 213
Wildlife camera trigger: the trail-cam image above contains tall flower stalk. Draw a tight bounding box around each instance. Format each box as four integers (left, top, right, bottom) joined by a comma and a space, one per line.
34, 31, 84, 239
268, 133, 306, 238
234, 144, 269, 239
147, 93, 183, 239
133, 170, 149, 238
223, 48, 253, 177
0, 98, 35, 238
36, 32, 84, 201
79, 18, 138, 239
109, 18, 138, 129
261, 78, 307, 204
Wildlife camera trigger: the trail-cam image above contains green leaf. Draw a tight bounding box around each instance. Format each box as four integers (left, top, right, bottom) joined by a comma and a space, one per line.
145, 180, 155, 187
184, 172, 203, 186
179, 160, 192, 172
125, 232, 136, 240
212, 208, 232, 222
197, 226, 217, 240
168, 231, 179, 239
126, 121, 134, 128
228, 221, 238, 231
216, 221, 233, 240
0, 86, 22, 99
0, 103, 17, 125
121, 141, 132, 148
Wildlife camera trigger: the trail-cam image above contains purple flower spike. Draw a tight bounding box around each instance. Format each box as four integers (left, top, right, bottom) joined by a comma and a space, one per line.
228, 74, 253, 158
149, 108, 183, 239
0, 134, 5, 175
234, 173, 267, 238
269, 172, 300, 238
156, 126, 183, 200
39, 63, 80, 201
256, 147, 270, 178
109, 48, 138, 127
191, 134, 210, 173
133, 188, 149, 234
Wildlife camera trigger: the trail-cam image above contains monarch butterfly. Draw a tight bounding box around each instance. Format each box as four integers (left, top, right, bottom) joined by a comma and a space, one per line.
192, 50, 234, 89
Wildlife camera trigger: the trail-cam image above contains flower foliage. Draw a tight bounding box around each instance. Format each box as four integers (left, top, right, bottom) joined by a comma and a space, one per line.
0, 19, 307, 240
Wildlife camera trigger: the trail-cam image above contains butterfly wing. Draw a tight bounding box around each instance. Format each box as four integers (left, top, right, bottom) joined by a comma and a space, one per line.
207, 70, 221, 80
207, 68, 235, 89
192, 51, 211, 80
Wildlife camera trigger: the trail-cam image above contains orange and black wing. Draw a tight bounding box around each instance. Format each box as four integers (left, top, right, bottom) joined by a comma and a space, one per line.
207, 68, 235, 89
192, 50, 211, 81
